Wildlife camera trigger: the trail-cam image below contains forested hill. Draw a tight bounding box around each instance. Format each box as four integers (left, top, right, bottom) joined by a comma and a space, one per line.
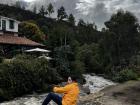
0, 3, 140, 81
0, 4, 52, 21
0, 4, 101, 45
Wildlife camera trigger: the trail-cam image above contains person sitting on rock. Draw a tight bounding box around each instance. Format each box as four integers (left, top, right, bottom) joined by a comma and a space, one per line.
42, 75, 80, 105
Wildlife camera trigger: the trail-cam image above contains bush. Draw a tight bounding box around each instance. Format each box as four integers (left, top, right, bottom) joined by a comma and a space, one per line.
19, 21, 45, 43
75, 43, 101, 73
70, 60, 85, 77
0, 57, 4, 63
113, 68, 138, 82
0, 54, 62, 101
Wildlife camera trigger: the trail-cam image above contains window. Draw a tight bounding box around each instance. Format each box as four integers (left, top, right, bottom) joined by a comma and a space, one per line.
2, 20, 6, 31
0, 18, 1, 27
9, 20, 14, 29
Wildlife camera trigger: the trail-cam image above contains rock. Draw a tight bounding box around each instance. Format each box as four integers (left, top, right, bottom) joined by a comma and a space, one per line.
82, 86, 90, 94
91, 73, 96, 76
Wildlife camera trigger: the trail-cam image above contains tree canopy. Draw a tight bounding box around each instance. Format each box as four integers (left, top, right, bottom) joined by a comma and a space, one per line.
19, 21, 45, 43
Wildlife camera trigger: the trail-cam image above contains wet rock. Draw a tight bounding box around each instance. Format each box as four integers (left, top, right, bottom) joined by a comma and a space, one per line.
81, 86, 90, 94
90, 73, 96, 76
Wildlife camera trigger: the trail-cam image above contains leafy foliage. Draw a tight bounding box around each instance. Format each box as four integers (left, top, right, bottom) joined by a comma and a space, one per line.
104, 10, 140, 67
19, 21, 45, 43
113, 68, 138, 82
98, 10, 140, 77
57, 6, 68, 20
54, 45, 72, 77
75, 43, 102, 73
39, 5, 47, 16
47, 3, 54, 17
68, 14, 75, 26
0, 54, 62, 101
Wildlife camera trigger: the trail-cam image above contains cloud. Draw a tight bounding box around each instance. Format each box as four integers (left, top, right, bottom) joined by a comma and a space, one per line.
75, 0, 110, 29
1, 0, 140, 30
75, 0, 140, 29
0, 0, 16, 5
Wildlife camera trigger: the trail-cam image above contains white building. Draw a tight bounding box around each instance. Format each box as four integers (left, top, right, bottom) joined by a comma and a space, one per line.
0, 16, 20, 36
0, 16, 44, 57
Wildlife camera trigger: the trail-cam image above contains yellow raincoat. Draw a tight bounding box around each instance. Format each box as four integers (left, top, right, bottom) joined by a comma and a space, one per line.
53, 82, 80, 105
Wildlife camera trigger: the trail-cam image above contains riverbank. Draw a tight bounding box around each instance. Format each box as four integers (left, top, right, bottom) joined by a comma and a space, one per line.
0, 74, 115, 105
79, 80, 140, 105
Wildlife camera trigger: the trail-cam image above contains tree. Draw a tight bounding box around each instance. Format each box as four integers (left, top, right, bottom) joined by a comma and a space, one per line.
47, 3, 54, 17
78, 19, 86, 27
68, 14, 75, 26
54, 46, 72, 77
14, 1, 26, 10
75, 43, 102, 73
76, 19, 100, 44
47, 23, 74, 48
101, 10, 140, 68
57, 6, 67, 20
39, 5, 47, 16
19, 21, 45, 43
14, 1, 22, 9
33, 5, 37, 14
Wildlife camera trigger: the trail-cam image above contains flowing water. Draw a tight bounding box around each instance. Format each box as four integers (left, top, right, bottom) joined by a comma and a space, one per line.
0, 74, 116, 105
83, 74, 115, 93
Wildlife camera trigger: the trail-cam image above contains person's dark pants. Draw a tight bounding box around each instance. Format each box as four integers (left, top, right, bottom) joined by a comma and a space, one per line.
42, 93, 62, 105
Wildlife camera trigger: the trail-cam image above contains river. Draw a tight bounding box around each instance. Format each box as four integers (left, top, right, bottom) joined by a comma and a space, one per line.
0, 74, 116, 105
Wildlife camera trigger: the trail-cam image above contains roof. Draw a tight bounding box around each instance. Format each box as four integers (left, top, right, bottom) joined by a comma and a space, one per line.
0, 35, 44, 47
0, 16, 20, 23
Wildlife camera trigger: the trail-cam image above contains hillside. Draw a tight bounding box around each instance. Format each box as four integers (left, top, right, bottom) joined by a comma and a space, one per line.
0, 4, 101, 45
0, 4, 50, 21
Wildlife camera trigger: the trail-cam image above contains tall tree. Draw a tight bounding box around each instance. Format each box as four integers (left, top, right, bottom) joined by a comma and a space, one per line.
76, 19, 100, 44
15, 1, 22, 9
14, 1, 27, 10
33, 5, 37, 14
39, 5, 47, 16
57, 6, 67, 20
78, 19, 86, 27
19, 21, 45, 43
68, 14, 75, 26
47, 3, 54, 17
102, 10, 140, 67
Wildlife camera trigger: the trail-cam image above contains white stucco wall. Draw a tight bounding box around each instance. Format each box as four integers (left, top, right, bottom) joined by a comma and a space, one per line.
0, 16, 19, 33
0, 18, 2, 30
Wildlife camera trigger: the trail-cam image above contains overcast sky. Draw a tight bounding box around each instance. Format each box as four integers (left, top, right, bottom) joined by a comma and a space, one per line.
1, 0, 140, 29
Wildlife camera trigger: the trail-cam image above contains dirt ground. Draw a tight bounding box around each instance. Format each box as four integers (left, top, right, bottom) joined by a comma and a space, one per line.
102, 80, 140, 105
79, 80, 140, 105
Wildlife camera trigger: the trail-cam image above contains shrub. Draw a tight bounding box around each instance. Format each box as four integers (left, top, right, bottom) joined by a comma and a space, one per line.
113, 68, 138, 82
75, 43, 101, 73
19, 21, 45, 43
70, 60, 85, 77
0, 54, 62, 101
0, 57, 4, 63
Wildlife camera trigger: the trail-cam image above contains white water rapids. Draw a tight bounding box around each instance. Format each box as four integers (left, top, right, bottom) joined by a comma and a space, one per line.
83, 74, 115, 93
0, 74, 116, 105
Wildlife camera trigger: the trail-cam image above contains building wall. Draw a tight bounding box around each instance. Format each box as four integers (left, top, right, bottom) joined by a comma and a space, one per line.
0, 18, 2, 30
0, 16, 19, 33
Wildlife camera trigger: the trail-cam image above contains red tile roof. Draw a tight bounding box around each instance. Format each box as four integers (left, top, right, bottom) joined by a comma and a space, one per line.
0, 35, 44, 47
